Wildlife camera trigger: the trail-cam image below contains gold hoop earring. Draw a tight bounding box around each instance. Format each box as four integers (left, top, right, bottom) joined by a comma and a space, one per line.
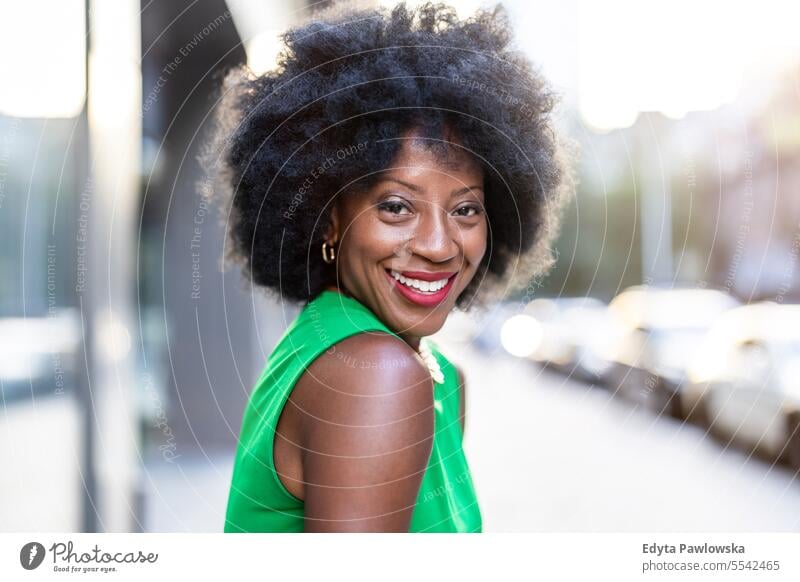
322, 241, 336, 264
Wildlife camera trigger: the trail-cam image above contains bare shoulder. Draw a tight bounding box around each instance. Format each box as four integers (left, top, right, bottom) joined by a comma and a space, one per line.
290, 332, 436, 531
293, 332, 433, 412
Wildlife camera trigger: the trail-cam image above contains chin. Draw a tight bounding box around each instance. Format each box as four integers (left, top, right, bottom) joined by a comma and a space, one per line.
385, 295, 460, 338
399, 315, 448, 338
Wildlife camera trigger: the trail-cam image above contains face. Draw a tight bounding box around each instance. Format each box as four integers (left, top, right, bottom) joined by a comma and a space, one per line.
327, 130, 487, 344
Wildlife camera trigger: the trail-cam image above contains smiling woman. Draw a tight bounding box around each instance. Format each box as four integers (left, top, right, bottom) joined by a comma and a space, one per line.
325, 129, 487, 340
203, 0, 570, 533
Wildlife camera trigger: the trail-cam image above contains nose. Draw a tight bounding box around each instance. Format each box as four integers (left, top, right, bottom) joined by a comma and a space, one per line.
407, 201, 460, 264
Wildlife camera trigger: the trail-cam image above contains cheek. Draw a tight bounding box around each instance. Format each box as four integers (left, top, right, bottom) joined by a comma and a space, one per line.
464, 220, 488, 266
340, 215, 398, 263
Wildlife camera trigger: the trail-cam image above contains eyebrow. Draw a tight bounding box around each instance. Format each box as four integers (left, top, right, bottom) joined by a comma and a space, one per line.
378, 177, 484, 198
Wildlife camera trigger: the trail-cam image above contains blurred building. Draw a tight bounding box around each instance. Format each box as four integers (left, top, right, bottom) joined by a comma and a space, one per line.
0, 0, 308, 533
542, 67, 800, 303
2, 0, 800, 534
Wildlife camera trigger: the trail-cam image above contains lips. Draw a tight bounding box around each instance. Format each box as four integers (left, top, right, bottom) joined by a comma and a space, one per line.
384, 269, 458, 307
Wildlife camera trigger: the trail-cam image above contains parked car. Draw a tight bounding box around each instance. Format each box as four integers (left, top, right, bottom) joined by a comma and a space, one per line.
511, 297, 622, 384
683, 303, 800, 464
603, 286, 740, 418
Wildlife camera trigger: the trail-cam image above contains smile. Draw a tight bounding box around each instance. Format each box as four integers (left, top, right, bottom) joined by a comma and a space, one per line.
384, 269, 457, 307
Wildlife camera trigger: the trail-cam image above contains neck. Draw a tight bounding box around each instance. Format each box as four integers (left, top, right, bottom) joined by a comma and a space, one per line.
400, 333, 421, 351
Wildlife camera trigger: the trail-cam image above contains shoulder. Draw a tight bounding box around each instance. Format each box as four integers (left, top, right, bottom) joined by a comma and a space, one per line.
302, 332, 431, 393
291, 332, 436, 531
291, 332, 435, 441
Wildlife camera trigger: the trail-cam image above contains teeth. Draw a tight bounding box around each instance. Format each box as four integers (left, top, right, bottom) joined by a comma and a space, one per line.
390, 270, 450, 293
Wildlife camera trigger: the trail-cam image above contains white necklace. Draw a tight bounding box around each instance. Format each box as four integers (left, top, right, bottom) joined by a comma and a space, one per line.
417, 339, 445, 384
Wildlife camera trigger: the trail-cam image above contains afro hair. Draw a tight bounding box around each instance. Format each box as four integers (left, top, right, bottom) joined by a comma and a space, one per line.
202, 0, 572, 308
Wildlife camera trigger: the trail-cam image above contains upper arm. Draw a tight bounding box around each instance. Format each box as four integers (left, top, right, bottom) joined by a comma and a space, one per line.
292, 333, 434, 532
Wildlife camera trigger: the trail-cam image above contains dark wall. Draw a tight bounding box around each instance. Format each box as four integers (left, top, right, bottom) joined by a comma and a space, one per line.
139, 0, 254, 450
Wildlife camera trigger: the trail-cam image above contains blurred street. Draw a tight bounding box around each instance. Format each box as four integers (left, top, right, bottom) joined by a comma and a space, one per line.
140, 340, 800, 532
455, 343, 800, 532
5, 0, 800, 536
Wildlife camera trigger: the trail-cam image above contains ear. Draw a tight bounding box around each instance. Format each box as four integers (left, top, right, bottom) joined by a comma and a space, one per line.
325, 203, 340, 244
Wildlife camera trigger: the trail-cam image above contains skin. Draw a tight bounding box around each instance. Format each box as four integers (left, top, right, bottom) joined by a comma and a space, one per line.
326, 132, 487, 349
273, 128, 486, 531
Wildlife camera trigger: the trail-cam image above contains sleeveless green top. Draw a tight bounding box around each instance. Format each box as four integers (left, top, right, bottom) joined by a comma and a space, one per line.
224, 289, 482, 532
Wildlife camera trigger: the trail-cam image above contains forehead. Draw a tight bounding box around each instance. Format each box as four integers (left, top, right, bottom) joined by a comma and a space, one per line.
384, 131, 484, 183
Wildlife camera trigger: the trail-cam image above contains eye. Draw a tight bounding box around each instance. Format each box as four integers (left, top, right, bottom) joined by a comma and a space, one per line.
377, 199, 412, 216
452, 204, 482, 217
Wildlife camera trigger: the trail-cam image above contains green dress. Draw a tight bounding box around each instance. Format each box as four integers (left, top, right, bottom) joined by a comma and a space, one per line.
224, 289, 482, 532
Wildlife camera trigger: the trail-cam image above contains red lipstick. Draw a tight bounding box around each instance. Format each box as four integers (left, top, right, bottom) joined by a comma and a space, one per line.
384, 269, 458, 307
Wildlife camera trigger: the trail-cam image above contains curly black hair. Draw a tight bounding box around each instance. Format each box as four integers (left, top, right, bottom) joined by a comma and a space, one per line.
202, 0, 571, 308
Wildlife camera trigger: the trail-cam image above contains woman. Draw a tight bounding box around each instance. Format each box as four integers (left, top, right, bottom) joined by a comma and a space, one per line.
207, 1, 568, 532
